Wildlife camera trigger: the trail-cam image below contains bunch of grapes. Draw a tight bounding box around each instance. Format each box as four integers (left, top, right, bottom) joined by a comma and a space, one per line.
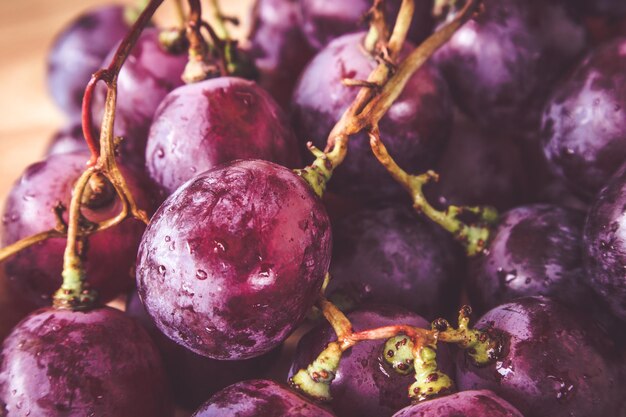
1, 0, 625, 416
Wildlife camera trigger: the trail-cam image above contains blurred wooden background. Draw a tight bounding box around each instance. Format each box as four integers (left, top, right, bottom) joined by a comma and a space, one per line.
0, 0, 252, 203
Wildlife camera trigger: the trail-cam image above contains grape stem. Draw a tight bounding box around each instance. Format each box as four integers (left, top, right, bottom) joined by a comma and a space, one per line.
363, 0, 390, 52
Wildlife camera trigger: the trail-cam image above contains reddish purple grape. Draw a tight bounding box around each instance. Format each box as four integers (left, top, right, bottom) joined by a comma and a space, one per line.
0, 307, 173, 416
146, 77, 301, 195
92, 28, 188, 168
247, 0, 316, 107
327, 205, 464, 320
47, 5, 130, 119
292, 32, 453, 201
575, 0, 626, 16
541, 36, 626, 198
45, 123, 88, 157
191, 379, 336, 416
136, 160, 331, 360
289, 305, 455, 417
434, 0, 587, 131
456, 297, 624, 417
391, 390, 524, 417
126, 290, 280, 409
299, 0, 434, 50
1, 152, 155, 307
584, 163, 626, 322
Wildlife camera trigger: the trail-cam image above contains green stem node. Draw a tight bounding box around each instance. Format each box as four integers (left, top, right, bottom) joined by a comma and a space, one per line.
294, 143, 335, 198
289, 342, 343, 401
408, 345, 454, 402
383, 335, 415, 375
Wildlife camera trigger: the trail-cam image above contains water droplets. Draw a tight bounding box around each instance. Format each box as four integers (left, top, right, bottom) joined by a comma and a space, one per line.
497, 268, 518, 284
212, 239, 227, 254
196, 270, 208, 280
547, 375, 575, 402
156, 147, 165, 158
158, 265, 167, 276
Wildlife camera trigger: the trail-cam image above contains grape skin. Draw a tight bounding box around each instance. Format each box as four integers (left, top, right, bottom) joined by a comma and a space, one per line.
136, 160, 331, 360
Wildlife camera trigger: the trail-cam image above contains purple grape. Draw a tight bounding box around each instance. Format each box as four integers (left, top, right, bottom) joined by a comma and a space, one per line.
541, 36, 626, 198
292, 32, 453, 201
326, 205, 464, 320
136, 159, 331, 360
1, 152, 155, 307
145, 77, 301, 195
126, 290, 280, 409
45, 123, 88, 157
289, 305, 455, 417
47, 5, 130, 119
575, 0, 626, 16
191, 379, 336, 416
247, 0, 316, 107
456, 297, 624, 417
391, 390, 523, 417
584, 162, 626, 322
434, 0, 588, 131
0, 307, 172, 416
91, 28, 188, 168
299, 0, 434, 50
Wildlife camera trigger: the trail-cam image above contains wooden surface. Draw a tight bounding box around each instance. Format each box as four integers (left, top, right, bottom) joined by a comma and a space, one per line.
0, 0, 252, 203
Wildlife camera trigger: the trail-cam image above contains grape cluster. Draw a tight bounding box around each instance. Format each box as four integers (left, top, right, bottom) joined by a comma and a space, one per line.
1, 0, 626, 416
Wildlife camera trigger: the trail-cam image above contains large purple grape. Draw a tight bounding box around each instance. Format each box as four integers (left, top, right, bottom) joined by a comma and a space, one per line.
299, 0, 434, 50
0, 307, 172, 416
136, 160, 331, 360
434, 0, 587, 131
126, 290, 279, 409
1, 152, 155, 307
575, 0, 626, 16
247, 0, 316, 107
289, 305, 454, 417
47, 5, 130, 119
584, 162, 626, 322
326, 205, 464, 320
541, 36, 626, 198
191, 379, 335, 416
292, 32, 453, 201
91, 28, 188, 168
392, 390, 523, 417
146, 77, 301, 195
45, 123, 88, 157
456, 297, 624, 417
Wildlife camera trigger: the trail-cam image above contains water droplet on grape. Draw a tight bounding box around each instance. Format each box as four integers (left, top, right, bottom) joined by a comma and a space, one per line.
158, 265, 167, 275
196, 270, 208, 280
168, 241, 175, 251
156, 147, 165, 158
213, 239, 227, 253
164, 236, 171, 242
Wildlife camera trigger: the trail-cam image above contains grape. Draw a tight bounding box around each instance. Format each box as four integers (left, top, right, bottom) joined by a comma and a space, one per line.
391, 390, 523, 417
126, 290, 280, 409
292, 32, 453, 201
326, 205, 464, 320
145, 77, 301, 195
456, 297, 624, 417
136, 159, 331, 360
299, 0, 434, 50
45, 123, 88, 157
289, 305, 455, 417
191, 379, 335, 416
247, 0, 316, 107
1, 152, 155, 307
91, 28, 188, 168
0, 268, 32, 344
574, 0, 626, 16
434, 0, 587, 131
47, 5, 130, 120
0, 307, 172, 416
583, 162, 626, 322
541, 36, 626, 198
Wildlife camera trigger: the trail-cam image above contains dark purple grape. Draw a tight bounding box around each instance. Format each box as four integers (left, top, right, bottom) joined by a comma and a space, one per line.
45, 123, 88, 157
91, 28, 188, 168
247, 0, 316, 108
327, 205, 464, 320
575, 0, 626, 16
146, 77, 301, 195
0, 307, 172, 416
584, 162, 626, 322
434, 0, 588, 131
0, 268, 33, 344
456, 297, 623, 417
292, 32, 453, 201
428, 113, 530, 211
391, 389, 523, 417
299, 0, 434, 50
541, 36, 626, 198
1, 152, 155, 307
191, 379, 335, 416
136, 159, 331, 360
289, 305, 455, 417
126, 290, 280, 409
47, 5, 130, 119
